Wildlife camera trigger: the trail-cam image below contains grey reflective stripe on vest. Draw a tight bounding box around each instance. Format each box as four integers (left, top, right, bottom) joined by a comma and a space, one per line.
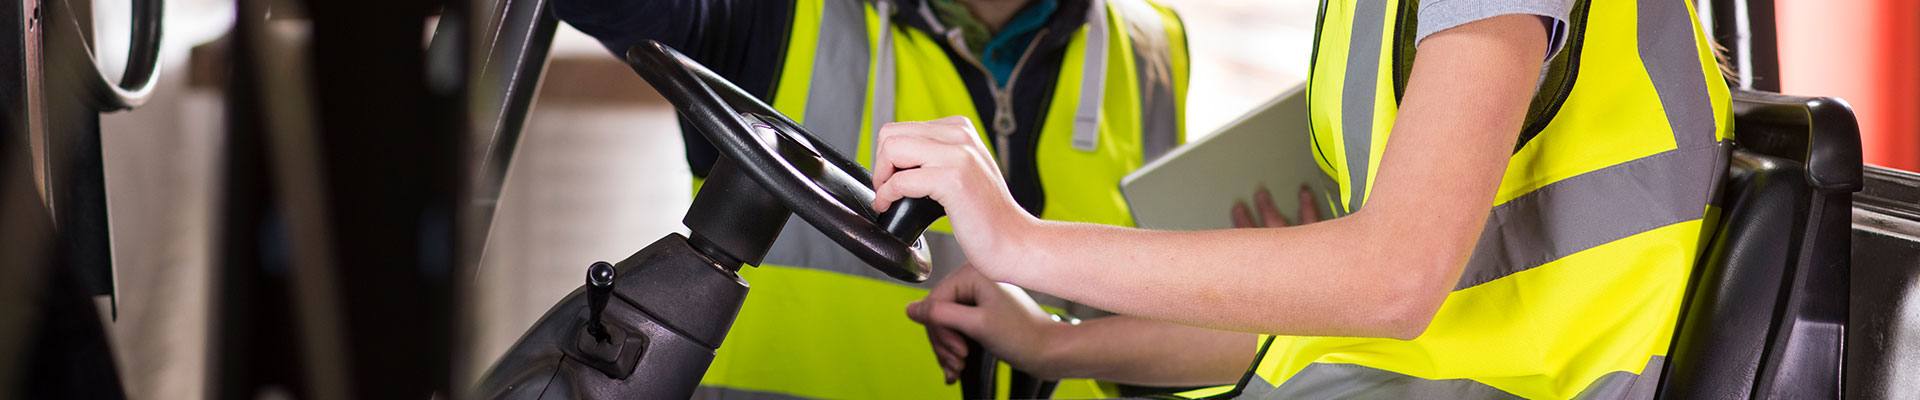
761, 226, 1083, 310
803, 0, 871, 151
1455, 144, 1725, 290
1636, 0, 1717, 150
693, 385, 814, 400
762, 218, 952, 287
1339, 0, 1388, 210
1454, 0, 1729, 291
1572, 357, 1666, 400
1071, 0, 1111, 151
872, 0, 899, 134
1238, 356, 1665, 399
1115, 0, 1180, 162
763, 221, 966, 287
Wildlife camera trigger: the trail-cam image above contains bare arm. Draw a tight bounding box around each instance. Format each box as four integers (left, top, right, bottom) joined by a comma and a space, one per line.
878, 14, 1549, 339
907, 266, 1254, 385
1043, 315, 1255, 386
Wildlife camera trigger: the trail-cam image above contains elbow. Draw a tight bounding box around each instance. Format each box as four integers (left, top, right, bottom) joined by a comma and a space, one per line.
1364, 254, 1459, 341
1376, 294, 1442, 341
1370, 279, 1444, 340
1347, 210, 1478, 340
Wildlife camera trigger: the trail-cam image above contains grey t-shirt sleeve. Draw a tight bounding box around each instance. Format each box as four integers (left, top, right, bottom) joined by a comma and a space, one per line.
1415, 0, 1575, 59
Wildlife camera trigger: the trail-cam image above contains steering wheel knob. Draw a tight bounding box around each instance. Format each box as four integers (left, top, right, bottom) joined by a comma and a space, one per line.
879, 198, 945, 244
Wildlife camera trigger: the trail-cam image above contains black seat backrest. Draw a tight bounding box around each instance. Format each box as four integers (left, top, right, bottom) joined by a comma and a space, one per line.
1658, 91, 1862, 399
1846, 166, 1920, 398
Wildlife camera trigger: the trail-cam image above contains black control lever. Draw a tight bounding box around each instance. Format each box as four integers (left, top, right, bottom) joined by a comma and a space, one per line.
959, 338, 997, 400
957, 341, 1054, 399
585, 261, 616, 343
877, 197, 945, 244
959, 316, 1071, 399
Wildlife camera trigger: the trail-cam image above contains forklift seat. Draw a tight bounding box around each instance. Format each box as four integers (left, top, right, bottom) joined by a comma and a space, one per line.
1657, 90, 1861, 399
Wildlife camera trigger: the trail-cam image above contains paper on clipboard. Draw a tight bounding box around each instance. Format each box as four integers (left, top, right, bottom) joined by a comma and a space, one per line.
1121, 85, 1339, 230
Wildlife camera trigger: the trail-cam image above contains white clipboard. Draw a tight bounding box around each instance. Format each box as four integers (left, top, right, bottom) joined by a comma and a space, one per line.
1121, 85, 1339, 230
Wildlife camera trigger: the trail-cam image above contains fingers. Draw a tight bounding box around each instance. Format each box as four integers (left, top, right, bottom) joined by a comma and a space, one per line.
920, 301, 986, 336
910, 301, 970, 382
911, 266, 985, 381
870, 122, 998, 213
872, 134, 960, 191
872, 132, 938, 188
873, 118, 978, 149
1298, 185, 1323, 224
907, 299, 985, 383
1253, 186, 1289, 227
1231, 201, 1255, 228
902, 296, 983, 350
930, 326, 969, 381
872, 168, 942, 212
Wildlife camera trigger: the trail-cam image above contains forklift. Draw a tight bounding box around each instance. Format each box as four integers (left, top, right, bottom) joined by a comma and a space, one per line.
0, 0, 1916, 398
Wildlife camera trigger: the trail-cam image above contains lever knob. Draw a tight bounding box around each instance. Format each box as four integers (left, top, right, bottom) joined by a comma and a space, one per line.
877, 198, 945, 244
585, 261, 616, 342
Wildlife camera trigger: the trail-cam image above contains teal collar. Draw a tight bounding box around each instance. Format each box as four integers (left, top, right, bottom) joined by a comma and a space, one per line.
981, 0, 1059, 83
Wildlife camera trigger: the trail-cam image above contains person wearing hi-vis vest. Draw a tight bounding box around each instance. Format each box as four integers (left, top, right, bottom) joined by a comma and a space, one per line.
552, 0, 1189, 397
884, 0, 1731, 398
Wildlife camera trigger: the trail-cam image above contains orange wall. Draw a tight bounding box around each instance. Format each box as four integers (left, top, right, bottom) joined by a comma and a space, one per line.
1776, 0, 1920, 171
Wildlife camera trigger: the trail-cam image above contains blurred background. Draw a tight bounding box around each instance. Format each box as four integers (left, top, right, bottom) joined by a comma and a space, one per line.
43, 0, 1920, 397
91, 0, 1318, 397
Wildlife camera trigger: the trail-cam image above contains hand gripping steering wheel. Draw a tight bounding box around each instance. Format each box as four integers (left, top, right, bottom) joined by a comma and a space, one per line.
626, 41, 941, 282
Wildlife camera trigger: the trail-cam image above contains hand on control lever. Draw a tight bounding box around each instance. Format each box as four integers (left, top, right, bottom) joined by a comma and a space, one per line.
871, 117, 1039, 282
905, 265, 1068, 384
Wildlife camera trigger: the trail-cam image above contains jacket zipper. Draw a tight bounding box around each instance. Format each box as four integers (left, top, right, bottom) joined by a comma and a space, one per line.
940, 27, 1050, 175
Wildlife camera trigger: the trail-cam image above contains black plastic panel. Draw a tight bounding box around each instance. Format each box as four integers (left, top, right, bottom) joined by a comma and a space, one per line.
1656, 90, 1859, 399
1847, 166, 1920, 399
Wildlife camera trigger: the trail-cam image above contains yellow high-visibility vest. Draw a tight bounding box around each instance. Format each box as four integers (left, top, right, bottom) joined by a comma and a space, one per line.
693, 0, 1190, 398
1209, 0, 1733, 398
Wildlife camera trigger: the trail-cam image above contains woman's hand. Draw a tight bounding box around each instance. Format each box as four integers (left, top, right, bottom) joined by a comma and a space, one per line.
870, 116, 1037, 279
906, 265, 1068, 383
1231, 185, 1324, 228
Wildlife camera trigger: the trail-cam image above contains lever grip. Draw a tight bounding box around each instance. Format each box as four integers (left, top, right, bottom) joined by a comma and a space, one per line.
877, 198, 945, 244
958, 338, 996, 400
585, 261, 616, 342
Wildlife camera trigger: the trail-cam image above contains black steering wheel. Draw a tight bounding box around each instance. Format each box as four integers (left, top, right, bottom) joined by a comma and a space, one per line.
626, 41, 941, 283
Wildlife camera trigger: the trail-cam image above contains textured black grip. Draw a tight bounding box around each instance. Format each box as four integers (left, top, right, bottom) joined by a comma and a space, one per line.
959, 338, 996, 400
878, 198, 945, 244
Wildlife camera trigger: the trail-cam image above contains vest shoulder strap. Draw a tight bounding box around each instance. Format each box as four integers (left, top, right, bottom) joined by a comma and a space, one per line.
1109, 0, 1189, 160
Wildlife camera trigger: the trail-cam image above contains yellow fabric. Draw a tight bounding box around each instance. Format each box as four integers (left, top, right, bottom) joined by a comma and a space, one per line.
1251, 0, 1732, 397
1034, 4, 1142, 226
1493, 0, 1732, 206
773, 0, 825, 125
703, 266, 956, 398
697, 0, 1189, 398
1254, 222, 1702, 398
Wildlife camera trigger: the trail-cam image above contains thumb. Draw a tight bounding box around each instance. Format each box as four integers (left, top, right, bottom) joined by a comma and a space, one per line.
921, 301, 987, 335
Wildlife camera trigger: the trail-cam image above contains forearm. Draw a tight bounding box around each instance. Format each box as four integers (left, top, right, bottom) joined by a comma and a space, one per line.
985, 15, 1547, 339
1002, 210, 1469, 339
1040, 315, 1255, 386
